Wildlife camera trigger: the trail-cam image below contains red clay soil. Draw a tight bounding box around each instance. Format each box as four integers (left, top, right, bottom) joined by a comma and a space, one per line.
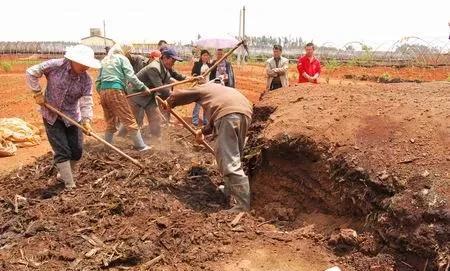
0, 59, 449, 270
326, 66, 449, 82
0, 63, 262, 175
246, 81, 449, 271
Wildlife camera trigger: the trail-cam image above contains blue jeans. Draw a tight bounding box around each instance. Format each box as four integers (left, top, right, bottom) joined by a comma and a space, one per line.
192, 103, 207, 126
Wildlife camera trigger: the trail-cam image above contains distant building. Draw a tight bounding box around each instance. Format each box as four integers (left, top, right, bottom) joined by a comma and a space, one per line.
131, 42, 161, 54
81, 28, 114, 53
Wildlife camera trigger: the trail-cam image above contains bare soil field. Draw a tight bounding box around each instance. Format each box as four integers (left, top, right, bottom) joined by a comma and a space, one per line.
247, 81, 449, 270
0, 59, 449, 270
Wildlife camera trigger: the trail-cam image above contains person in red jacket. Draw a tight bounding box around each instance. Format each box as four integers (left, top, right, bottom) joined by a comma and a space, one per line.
297, 42, 321, 83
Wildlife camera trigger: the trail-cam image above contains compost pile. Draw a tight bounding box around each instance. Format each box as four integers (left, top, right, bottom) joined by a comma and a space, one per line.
0, 130, 261, 270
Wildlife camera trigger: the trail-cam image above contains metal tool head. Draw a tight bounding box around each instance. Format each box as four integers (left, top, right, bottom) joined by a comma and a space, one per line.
239, 39, 250, 55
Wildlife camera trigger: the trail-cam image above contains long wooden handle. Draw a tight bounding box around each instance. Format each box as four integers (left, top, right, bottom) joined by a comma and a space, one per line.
155, 97, 214, 154
43, 103, 144, 169
128, 40, 246, 97
191, 40, 245, 88
203, 40, 245, 78
126, 78, 198, 98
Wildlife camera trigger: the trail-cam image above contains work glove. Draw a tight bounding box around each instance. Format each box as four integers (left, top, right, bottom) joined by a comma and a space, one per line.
194, 129, 205, 144
33, 91, 45, 105
81, 119, 93, 136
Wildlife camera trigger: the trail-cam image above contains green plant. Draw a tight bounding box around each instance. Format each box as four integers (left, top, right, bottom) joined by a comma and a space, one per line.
358, 44, 374, 66
0, 62, 12, 72
381, 72, 391, 81
347, 57, 359, 67
377, 72, 392, 83
447, 74, 450, 82
325, 58, 340, 72
324, 58, 341, 83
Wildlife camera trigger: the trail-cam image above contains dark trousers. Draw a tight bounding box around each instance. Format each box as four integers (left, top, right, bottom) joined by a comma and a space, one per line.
129, 100, 162, 137
159, 89, 171, 122
270, 80, 283, 91
44, 118, 83, 163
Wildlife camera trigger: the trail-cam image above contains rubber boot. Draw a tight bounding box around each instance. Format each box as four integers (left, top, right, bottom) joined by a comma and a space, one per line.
105, 131, 114, 144
218, 176, 231, 199
70, 160, 78, 178
57, 161, 77, 180
56, 161, 76, 189
218, 185, 230, 198
117, 123, 128, 138
130, 130, 151, 151
70, 160, 78, 171
226, 175, 250, 213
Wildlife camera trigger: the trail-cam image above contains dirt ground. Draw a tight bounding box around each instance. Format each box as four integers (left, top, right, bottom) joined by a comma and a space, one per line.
247, 81, 449, 270
0, 128, 351, 271
0, 59, 449, 270
0, 62, 266, 175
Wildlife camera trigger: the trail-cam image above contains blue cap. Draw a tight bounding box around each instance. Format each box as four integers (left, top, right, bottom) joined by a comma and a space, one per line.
161, 48, 183, 61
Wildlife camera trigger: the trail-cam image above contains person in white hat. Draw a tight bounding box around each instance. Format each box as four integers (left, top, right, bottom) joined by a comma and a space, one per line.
25, 44, 101, 190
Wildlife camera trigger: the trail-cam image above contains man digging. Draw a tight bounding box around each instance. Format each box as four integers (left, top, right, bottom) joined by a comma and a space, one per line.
160, 78, 253, 212
26, 45, 101, 190
129, 48, 187, 138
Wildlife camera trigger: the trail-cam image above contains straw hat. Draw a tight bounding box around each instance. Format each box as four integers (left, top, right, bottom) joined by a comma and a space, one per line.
65, 44, 101, 69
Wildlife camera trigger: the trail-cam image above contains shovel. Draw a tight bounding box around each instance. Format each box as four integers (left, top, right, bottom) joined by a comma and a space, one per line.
155, 96, 214, 154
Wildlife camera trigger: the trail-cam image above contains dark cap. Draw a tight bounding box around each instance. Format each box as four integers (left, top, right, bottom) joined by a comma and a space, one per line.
161, 48, 183, 61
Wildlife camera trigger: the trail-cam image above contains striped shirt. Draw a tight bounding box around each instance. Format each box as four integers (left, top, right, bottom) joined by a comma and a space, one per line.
26, 58, 93, 126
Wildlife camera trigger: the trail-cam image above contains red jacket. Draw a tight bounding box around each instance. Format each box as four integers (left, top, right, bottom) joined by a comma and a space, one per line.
297, 55, 321, 83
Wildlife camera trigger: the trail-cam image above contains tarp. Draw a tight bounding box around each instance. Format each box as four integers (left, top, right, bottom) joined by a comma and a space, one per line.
0, 118, 41, 157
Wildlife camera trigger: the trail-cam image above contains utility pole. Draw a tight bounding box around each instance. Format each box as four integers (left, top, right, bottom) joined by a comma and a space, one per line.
242, 6, 246, 40
238, 8, 242, 64
237, 6, 246, 65
242, 6, 246, 64
103, 20, 107, 51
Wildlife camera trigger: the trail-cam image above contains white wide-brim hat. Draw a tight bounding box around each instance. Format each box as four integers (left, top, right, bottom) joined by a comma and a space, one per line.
65, 44, 101, 69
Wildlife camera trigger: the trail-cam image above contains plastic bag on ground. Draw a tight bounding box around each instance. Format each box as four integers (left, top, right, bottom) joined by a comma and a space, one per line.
0, 118, 41, 157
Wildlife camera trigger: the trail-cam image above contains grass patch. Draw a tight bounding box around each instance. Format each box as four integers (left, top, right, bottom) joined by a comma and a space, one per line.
0, 62, 13, 72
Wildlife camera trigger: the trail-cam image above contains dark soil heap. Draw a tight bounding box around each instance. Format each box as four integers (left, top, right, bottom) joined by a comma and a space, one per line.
0, 131, 256, 271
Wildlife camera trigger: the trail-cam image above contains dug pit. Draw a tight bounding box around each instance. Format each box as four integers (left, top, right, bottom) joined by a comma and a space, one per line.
244, 82, 449, 271
0, 82, 448, 271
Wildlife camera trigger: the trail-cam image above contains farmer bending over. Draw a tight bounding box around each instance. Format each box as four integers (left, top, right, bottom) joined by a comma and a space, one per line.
26, 45, 101, 190
161, 79, 253, 212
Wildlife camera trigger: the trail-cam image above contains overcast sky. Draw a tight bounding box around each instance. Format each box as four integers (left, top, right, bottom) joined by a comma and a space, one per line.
1, 0, 449, 48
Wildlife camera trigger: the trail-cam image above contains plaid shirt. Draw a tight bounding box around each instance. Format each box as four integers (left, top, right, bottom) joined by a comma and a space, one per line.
215, 60, 227, 78
26, 59, 93, 126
